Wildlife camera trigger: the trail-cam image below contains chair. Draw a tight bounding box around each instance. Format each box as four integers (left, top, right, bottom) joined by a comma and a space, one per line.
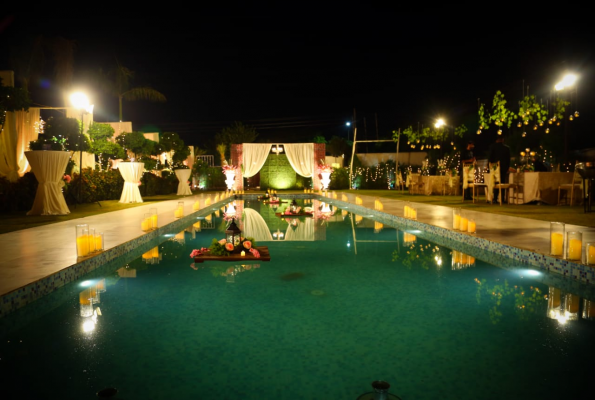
492, 161, 516, 205
507, 172, 525, 204
558, 161, 583, 206
462, 162, 476, 201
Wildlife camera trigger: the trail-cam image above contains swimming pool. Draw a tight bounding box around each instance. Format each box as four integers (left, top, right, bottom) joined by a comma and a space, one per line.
1, 198, 594, 399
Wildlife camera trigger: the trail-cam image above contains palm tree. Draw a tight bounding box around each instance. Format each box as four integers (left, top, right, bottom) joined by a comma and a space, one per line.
217, 143, 228, 166
99, 59, 166, 121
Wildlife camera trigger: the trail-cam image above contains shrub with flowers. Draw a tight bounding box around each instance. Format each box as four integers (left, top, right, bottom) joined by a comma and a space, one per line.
222, 165, 237, 174
317, 163, 333, 174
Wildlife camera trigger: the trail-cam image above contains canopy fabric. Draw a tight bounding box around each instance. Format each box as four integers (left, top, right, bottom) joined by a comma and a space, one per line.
242, 208, 273, 242
25, 151, 71, 215
174, 169, 193, 195
283, 143, 314, 178
0, 112, 20, 182
15, 109, 40, 176
284, 217, 315, 241
118, 162, 144, 203
242, 143, 272, 178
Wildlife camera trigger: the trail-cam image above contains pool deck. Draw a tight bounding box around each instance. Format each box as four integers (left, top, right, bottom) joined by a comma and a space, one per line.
2, 191, 595, 316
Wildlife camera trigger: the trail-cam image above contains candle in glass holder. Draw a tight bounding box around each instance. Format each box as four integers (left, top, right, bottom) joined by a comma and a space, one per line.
241, 250, 246, 257
567, 231, 582, 261
76, 224, 90, 257
141, 213, 151, 231
452, 208, 461, 230
467, 218, 476, 233
88, 228, 96, 252
193, 201, 200, 211
550, 222, 565, 256
587, 243, 595, 265
460, 215, 468, 231
150, 208, 158, 229
95, 232, 104, 251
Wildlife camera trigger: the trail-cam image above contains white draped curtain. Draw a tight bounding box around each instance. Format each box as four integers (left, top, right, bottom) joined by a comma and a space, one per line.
242, 208, 274, 242
283, 143, 314, 177
15, 108, 40, 176
118, 162, 144, 203
242, 143, 272, 178
25, 151, 71, 215
284, 217, 315, 241
0, 111, 20, 182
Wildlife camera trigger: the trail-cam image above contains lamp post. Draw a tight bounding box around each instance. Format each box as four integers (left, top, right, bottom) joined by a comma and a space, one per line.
346, 121, 351, 141
70, 92, 91, 204
555, 73, 578, 164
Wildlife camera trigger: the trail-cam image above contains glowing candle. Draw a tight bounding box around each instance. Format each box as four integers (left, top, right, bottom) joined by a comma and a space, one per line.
241, 250, 246, 257
588, 244, 595, 265
94, 233, 103, 251
76, 235, 90, 257
141, 218, 150, 231
568, 238, 582, 261
468, 220, 476, 233
411, 208, 417, 220
151, 214, 158, 229
550, 233, 564, 256
175, 207, 183, 218
460, 217, 468, 232
453, 214, 460, 230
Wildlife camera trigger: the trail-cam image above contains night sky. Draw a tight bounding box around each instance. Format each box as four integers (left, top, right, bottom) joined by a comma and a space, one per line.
2, 11, 595, 158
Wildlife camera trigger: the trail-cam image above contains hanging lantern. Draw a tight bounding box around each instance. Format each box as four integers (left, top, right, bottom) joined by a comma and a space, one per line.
524, 120, 529, 125
553, 116, 557, 121
477, 129, 481, 135
450, 142, 454, 146
522, 132, 527, 137
569, 115, 574, 121
549, 119, 553, 125
539, 121, 544, 126
407, 141, 410, 145
546, 128, 550, 134
556, 122, 560, 126
480, 125, 483, 130
520, 151, 526, 156
225, 218, 242, 248
575, 111, 580, 117
497, 129, 502, 135
533, 125, 538, 130
517, 122, 522, 128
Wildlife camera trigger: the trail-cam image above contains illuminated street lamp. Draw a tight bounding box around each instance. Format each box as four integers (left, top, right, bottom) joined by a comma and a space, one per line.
70, 92, 93, 204
554, 73, 579, 162
346, 121, 351, 141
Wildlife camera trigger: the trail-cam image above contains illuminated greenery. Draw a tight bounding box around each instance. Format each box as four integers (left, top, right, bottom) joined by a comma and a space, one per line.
475, 278, 547, 324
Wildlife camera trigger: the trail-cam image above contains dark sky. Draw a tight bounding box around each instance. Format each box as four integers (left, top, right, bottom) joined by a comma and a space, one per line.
2, 11, 595, 156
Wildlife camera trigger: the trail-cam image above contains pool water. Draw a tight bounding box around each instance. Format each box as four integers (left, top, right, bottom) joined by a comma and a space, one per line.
1, 199, 594, 400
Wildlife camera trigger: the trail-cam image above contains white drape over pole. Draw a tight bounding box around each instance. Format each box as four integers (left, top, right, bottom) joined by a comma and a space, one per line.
242, 143, 273, 178
283, 143, 314, 177
0, 111, 20, 182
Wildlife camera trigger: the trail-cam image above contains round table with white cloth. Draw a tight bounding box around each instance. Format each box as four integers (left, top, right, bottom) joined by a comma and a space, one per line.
174, 168, 193, 195
118, 162, 144, 203
25, 151, 71, 215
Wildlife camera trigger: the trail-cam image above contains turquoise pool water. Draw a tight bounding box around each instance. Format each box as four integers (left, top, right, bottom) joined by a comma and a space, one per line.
1, 199, 594, 399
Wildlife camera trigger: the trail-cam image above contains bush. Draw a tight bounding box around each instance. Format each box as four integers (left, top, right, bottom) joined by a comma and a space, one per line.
0, 173, 38, 213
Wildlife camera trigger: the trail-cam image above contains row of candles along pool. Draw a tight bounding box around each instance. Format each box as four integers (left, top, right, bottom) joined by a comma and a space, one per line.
75, 190, 244, 257
549, 222, 595, 264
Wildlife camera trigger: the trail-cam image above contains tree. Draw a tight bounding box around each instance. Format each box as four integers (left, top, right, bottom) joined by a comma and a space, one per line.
87, 122, 125, 170
159, 132, 190, 168
115, 131, 150, 160
216, 143, 228, 166
44, 114, 90, 153
327, 136, 350, 157
98, 59, 166, 121
215, 121, 259, 149
312, 135, 327, 144
8, 34, 76, 106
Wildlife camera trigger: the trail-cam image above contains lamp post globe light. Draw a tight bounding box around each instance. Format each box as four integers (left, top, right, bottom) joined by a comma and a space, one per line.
554, 73, 578, 163
70, 92, 90, 204
346, 121, 351, 141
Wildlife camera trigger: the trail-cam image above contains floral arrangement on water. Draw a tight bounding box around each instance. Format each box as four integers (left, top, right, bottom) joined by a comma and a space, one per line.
222, 165, 237, 174
190, 236, 259, 258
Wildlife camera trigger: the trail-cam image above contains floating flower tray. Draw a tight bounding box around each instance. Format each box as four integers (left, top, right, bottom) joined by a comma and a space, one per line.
194, 246, 270, 263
